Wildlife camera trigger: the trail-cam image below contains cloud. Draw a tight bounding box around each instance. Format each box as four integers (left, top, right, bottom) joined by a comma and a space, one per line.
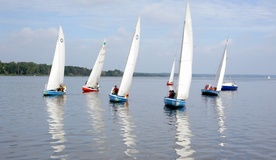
0, 27, 58, 63
141, 2, 182, 25
1, 0, 276, 74
193, 0, 276, 32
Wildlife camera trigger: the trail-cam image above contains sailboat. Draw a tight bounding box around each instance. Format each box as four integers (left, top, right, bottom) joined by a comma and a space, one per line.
221, 82, 238, 91
201, 39, 228, 96
43, 26, 66, 96
82, 38, 107, 92
167, 59, 175, 86
109, 17, 140, 102
164, 1, 193, 108
221, 43, 238, 91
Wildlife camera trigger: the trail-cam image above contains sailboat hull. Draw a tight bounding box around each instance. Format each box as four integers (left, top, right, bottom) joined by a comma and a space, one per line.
201, 89, 219, 96
164, 97, 185, 107
166, 82, 173, 86
43, 90, 66, 96
82, 86, 99, 92
221, 83, 238, 91
109, 94, 128, 102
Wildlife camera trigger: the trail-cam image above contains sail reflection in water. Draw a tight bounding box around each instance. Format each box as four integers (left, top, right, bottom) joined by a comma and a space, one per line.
85, 93, 106, 153
215, 97, 227, 147
203, 96, 228, 150
45, 96, 67, 159
164, 107, 195, 160
111, 102, 139, 158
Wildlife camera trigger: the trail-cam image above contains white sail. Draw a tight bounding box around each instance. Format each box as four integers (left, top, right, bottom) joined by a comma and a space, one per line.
47, 26, 65, 90
213, 40, 228, 91
168, 59, 175, 84
118, 17, 140, 97
176, 1, 193, 100
85, 38, 107, 88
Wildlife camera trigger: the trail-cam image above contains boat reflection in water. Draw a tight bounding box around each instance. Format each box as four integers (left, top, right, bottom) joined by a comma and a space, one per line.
45, 96, 67, 159
164, 106, 195, 160
215, 97, 227, 147
203, 96, 227, 149
85, 92, 106, 153
110, 102, 139, 159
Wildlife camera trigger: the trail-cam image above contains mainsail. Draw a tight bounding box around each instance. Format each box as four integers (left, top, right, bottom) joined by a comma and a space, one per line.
85, 39, 107, 88
176, 2, 193, 100
47, 26, 65, 90
213, 40, 228, 91
118, 17, 141, 97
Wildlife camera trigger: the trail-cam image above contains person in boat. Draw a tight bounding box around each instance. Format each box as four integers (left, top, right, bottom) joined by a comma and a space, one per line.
112, 85, 119, 95
57, 85, 62, 91
57, 85, 65, 92
96, 83, 100, 90
167, 81, 173, 85
63, 85, 66, 92
208, 86, 216, 91
168, 90, 175, 98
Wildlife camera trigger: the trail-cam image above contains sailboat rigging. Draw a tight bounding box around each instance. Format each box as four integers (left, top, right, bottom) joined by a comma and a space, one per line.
109, 17, 141, 102
164, 0, 193, 108
201, 38, 228, 96
43, 25, 66, 96
82, 38, 107, 92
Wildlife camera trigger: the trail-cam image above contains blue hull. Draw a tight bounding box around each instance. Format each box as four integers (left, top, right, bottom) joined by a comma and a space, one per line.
164, 97, 185, 108
109, 94, 128, 102
43, 90, 66, 96
221, 85, 238, 91
201, 89, 219, 96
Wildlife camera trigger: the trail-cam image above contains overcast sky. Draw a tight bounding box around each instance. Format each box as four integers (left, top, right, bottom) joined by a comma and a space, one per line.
0, 0, 276, 75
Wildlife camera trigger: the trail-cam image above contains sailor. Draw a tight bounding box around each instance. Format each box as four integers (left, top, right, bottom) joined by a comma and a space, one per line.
113, 85, 119, 95
168, 90, 175, 98
96, 83, 100, 90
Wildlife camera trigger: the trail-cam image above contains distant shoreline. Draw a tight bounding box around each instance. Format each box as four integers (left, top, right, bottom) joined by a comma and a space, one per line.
0, 74, 274, 79
0, 61, 274, 78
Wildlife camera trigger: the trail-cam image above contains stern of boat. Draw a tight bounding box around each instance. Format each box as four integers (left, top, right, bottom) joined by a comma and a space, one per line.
109, 94, 128, 102
201, 89, 219, 96
82, 86, 99, 92
43, 90, 66, 96
164, 97, 185, 107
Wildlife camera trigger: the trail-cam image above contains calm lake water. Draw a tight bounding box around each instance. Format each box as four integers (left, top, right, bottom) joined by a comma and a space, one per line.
1, 76, 276, 160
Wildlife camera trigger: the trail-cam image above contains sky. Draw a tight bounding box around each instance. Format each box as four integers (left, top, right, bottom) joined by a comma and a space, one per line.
0, 0, 276, 75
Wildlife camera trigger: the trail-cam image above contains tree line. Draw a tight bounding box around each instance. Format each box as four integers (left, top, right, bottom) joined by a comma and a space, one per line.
0, 61, 124, 76
0, 61, 168, 77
